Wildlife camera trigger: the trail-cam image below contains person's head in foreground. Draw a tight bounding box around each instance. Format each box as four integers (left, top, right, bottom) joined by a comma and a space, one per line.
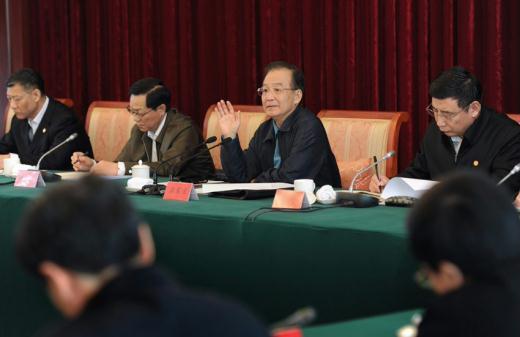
15, 175, 268, 337
16, 175, 154, 318
407, 171, 520, 336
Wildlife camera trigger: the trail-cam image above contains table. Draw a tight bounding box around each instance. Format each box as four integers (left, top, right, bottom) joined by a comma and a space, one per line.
303, 309, 422, 337
0, 177, 428, 337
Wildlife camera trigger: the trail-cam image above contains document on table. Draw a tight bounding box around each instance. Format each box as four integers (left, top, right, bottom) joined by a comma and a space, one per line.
381, 177, 437, 199
200, 182, 293, 194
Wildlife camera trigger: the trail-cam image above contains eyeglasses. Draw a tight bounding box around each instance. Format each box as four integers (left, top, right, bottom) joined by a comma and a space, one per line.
257, 87, 297, 97
127, 106, 153, 119
426, 104, 469, 121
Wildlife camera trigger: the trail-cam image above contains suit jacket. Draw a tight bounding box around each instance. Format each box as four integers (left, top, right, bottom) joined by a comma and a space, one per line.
116, 109, 215, 179
39, 266, 269, 337
401, 107, 520, 197
0, 97, 92, 170
221, 106, 341, 187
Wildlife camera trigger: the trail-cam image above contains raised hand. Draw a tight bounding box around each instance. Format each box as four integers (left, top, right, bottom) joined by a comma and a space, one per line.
215, 100, 240, 139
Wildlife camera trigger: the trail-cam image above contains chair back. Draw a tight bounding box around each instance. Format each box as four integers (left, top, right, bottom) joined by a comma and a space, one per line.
85, 101, 135, 161
203, 104, 266, 169
318, 110, 409, 189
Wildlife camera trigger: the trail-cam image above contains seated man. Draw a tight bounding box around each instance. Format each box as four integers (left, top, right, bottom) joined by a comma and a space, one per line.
72, 78, 214, 180
408, 171, 520, 337
15, 176, 269, 337
0, 68, 92, 170
216, 61, 341, 187
370, 66, 520, 196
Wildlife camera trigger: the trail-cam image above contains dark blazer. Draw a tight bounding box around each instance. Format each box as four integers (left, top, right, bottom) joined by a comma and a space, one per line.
0, 97, 92, 170
401, 107, 520, 197
221, 106, 341, 187
39, 266, 269, 337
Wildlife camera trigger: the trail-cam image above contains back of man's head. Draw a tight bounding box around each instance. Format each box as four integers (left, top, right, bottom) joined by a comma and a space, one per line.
16, 175, 142, 277
6, 68, 46, 95
129, 77, 171, 111
429, 66, 482, 108
407, 171, 520, 283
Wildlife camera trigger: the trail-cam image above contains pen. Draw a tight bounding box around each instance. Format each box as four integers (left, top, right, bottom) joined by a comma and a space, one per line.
73, 151, 90, 165
373, 155, 381, 193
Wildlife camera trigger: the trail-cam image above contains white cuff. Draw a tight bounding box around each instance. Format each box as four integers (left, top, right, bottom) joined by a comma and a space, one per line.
117, 162, 126, 176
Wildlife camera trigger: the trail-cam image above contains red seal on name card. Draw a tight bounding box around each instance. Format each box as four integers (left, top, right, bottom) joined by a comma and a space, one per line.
163, 182, 198, 202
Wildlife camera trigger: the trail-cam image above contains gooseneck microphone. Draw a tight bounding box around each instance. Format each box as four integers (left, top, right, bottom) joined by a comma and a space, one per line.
270, 306, 317, 331
36, 133, 78, 170
168, 136, 232, 181
497, 163, 520, 186
349, 150, 395, 192
32, 133, 78, 183
140, 136, 218, 195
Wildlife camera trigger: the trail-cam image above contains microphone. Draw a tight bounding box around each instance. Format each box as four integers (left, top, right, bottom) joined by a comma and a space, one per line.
168, 136, 232, 181
270, 306, 317, 331
36, 133, 78, 170
140, 136, 218, 195
497, 163, 520, 186
32, 133, 79, 183
348, 150, 395, 192
336, 150, 395, 208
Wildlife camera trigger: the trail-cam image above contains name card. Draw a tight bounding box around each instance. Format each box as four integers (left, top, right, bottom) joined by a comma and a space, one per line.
14, 170, 46, 188
272, 189, 310, 209
163, 182, 198, 202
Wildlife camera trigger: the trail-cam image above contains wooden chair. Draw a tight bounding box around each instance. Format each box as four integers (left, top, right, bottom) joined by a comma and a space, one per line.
85, 101, 135, 161
4, 97, 74, 133
507, 113, 520, 124
203, 104, 266, 170
318, 110, 409, 189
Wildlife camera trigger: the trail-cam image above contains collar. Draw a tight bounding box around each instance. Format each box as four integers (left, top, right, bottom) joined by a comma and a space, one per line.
28, 96, 49, 128
460, 107, 489, 146
147, 113, 167, 141
262, 105, 302, 143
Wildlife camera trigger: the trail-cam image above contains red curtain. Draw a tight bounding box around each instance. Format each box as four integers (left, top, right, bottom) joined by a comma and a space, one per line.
22, 0, 520, 170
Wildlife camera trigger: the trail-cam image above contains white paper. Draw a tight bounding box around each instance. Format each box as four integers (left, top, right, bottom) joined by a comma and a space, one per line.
56, 172, 89, 180
201, 182, 293, 194
381, 177, 437, 199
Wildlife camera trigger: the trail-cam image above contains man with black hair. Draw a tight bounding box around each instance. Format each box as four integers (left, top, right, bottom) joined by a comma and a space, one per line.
0, 68, 92, 170
370, 66, 520, 196
407, 171, 520, 336
216, 61, 340, 187
72, 78, 214, 179
16, 175, 269, 337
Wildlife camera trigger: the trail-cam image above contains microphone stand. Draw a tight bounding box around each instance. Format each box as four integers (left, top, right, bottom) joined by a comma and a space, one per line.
139, 137, 218, 195
33, 133, 79, 183
338, 150, 395, 208
168, 137, 232, 182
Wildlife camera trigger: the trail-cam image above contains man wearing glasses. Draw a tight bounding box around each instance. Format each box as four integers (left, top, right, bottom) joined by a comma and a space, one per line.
72, 78, 214, 179
370, 66, 520, 196
0, 68, 92, 170
215, 61, 341, 187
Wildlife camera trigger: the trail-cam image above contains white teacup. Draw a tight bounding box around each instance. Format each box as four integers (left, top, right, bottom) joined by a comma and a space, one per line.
294, 179, 316, 204
3, 156, 21, 176
130, 160, 150, 179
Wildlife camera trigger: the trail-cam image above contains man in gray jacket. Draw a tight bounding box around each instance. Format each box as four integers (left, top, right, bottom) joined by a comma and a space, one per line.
72, 78, 214, 180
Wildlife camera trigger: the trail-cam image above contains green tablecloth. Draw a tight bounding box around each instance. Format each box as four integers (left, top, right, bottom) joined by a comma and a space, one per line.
0, 177, 428, 337
304, 309, 422, 337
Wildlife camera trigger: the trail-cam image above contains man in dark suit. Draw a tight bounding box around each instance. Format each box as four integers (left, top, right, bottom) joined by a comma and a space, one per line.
15, 175, 269, 337
0, 68, 92, 170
